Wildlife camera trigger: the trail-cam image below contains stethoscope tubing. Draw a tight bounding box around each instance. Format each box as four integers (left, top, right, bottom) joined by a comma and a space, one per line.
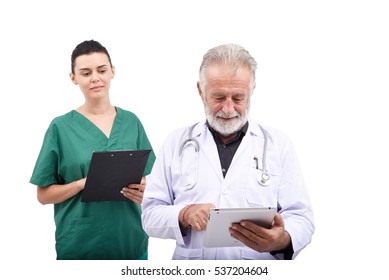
179, 123, 271, 188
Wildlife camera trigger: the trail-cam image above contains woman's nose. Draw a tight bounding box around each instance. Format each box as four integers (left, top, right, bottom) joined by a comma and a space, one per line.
91, 72, 100, 83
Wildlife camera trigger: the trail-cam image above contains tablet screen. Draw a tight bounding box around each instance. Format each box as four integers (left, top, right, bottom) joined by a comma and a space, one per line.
204, 207, 276, 247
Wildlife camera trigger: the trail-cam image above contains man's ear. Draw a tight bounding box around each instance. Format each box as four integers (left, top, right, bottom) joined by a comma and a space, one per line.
197, 82, 203, 98
69, 73, 78, 85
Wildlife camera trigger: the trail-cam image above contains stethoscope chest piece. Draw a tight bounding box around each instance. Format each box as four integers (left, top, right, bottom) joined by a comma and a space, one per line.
258, 171, 271, 186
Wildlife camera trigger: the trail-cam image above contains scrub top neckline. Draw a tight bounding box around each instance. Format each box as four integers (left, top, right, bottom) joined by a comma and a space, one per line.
71, 107, 123, 145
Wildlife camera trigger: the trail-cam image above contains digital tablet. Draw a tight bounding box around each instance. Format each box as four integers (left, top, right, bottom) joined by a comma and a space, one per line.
203, 207, 277, 247
81, 150, 151, 202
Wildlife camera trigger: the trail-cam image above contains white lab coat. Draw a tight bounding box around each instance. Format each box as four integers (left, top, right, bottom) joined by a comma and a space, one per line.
142, 119, 314, 260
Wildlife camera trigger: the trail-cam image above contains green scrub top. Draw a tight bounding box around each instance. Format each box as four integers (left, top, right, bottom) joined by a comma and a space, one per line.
30, 107, 156, 260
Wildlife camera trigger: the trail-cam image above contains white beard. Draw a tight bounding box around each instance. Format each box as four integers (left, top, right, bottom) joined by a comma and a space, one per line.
205, 103, 248, 137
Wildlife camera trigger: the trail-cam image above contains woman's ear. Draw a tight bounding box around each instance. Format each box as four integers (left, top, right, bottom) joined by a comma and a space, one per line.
111, 65, 115, 79
69, 72, 78, 85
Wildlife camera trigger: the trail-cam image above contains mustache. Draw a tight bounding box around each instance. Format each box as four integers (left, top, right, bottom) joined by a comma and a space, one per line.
215, 110, 240, 118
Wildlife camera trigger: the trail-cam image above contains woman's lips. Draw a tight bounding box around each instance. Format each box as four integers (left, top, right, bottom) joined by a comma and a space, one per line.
90, 86, 104, 91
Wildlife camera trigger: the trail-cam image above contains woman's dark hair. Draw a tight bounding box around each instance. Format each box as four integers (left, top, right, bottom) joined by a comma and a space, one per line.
71, 40, 112, 74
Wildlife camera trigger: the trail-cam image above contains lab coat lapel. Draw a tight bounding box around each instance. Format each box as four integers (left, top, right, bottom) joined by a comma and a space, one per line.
230, 131, 249, 168
228, 120, 261, 173
196, 123, 224, 180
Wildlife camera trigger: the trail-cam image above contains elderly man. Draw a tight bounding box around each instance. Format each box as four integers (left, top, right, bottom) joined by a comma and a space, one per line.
142, 44, 314, 260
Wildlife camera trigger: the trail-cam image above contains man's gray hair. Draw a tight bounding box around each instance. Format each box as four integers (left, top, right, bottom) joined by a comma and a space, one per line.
199, 43, 257, 95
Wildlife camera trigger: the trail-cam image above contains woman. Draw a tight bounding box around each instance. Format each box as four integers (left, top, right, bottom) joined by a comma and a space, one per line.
30, 40, 155, 260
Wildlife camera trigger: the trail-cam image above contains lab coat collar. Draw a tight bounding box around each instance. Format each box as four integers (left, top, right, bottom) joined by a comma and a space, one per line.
191, 120, 207, 137
247, 117, 265, 138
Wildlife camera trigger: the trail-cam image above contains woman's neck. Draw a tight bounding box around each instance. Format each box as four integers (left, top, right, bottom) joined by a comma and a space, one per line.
77, 101, 115, 116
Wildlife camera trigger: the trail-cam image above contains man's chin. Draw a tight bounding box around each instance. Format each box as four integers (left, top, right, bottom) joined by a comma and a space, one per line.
209, 123, 241, 137
207, 115, 247, 136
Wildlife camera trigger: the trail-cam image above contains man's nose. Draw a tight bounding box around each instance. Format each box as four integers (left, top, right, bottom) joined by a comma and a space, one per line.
222, 98, 235, 115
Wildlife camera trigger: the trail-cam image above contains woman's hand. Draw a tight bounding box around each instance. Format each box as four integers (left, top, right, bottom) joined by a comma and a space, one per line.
120, 176, 146, 204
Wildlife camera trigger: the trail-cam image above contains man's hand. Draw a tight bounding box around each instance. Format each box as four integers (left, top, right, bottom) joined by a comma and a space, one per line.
179, 203, 215, 231
229, 213, 291, 252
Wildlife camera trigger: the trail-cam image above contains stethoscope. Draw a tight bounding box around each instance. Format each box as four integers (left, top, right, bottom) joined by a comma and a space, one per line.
254, 123, 271, 186
178, 123, 271, 189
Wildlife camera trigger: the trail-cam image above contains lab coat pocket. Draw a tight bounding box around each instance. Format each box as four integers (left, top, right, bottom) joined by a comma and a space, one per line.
245, 167, 281, 207
173, 246, 204, 260
241, 247, 276, 260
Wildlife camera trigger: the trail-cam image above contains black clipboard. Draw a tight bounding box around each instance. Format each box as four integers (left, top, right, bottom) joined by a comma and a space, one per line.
81, 150, 151, 202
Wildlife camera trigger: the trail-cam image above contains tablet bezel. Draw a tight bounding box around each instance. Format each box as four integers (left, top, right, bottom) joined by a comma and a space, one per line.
203, 207, 277, 247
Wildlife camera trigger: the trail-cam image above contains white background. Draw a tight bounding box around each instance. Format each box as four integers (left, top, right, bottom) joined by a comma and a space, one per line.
1, 0, 388, 279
